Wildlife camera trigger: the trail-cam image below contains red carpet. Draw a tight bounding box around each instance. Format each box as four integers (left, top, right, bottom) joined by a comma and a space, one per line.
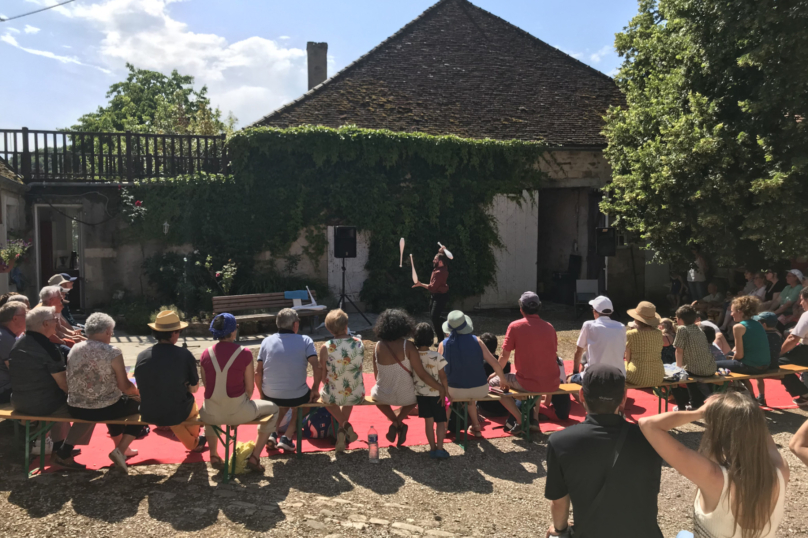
52, 372, 801, 471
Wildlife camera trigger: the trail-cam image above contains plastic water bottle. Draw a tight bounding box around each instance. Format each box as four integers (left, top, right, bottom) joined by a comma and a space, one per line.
368, 426, 379, 463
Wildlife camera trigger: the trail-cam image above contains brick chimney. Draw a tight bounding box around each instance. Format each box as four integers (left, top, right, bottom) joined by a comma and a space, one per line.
307, 42, 328, 90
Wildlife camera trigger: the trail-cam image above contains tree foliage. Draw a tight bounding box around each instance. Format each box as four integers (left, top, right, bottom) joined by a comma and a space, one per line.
603, 0, 808, 268
123, 125, 547, 311
70, 63, 236, 135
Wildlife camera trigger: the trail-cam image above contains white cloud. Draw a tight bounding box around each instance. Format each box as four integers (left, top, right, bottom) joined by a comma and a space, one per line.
278, 35, 290, 40
43, 0, 309, 124
608, 67, 619, 78
590, 45, 612, 64
24, 25, 41, 34
6, 27, 21, 34
555, 45, 583, 60
62, 44, 72, 48
2, 32, 111, 72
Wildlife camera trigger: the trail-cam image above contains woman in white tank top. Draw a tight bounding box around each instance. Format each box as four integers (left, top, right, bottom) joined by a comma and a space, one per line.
639, 391, 789, 538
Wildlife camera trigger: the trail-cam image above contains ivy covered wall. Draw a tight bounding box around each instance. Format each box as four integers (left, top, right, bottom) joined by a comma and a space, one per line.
124, 126, 547, 312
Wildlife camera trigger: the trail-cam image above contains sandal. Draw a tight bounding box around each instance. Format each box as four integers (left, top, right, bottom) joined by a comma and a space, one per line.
470, 425, 483, 438
247, 454, 265, 473
209, 454, 224, 470
396, 422, 409, 447
386, 423, 398, 443
191, 435, 207, 453
343, 423, 358, 443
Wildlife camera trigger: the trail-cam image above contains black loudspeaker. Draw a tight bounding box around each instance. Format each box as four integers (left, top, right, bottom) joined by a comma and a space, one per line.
334, 226, 357, 258
596, 227, 617, 257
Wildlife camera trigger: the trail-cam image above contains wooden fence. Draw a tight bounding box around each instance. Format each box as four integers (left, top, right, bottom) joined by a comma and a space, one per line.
0, 128, 228, 183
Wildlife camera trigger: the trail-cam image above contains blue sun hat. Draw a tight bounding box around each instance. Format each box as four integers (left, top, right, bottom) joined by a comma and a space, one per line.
210, 313, 237, 339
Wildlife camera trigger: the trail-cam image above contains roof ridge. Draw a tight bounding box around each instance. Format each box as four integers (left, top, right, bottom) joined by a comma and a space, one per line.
457, 0, 618, 85
249, 0, 458, 128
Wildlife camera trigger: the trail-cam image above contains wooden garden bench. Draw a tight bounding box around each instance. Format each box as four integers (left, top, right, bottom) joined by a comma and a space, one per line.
0, 403, 274, 483
212, 290, 327, 336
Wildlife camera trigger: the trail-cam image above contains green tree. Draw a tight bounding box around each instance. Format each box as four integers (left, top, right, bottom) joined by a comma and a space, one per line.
603, 0, 808, 268
70, 63, 236, 135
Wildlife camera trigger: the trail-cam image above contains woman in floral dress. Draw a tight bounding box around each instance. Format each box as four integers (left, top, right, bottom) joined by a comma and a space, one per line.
318, 309, 365, 452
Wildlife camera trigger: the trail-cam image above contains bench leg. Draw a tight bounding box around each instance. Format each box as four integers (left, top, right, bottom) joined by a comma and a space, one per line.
296, 409, 304, 459
462, 402, 468, 451
222, 426, 230, 484
521, 397, 538, 441
24, 421, 30, 477
24, 421, 54, 478
229, 426, 238, 479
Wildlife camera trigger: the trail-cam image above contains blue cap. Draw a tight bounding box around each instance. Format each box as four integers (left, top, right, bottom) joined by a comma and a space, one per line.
753, 311, 778, 328
60, 273, 78, 282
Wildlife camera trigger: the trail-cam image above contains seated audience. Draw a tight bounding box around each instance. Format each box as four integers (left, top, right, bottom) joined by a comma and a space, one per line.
753, 312, 783, 407
570, 296, 626, 383
8, 306, 94, 470
715, 297, 769, 396
773, 270, 802, 317
66, 313, 144, 473
256, 308, 320, 453
411, 323, 450, 459
489, 292, 564, 430
776, 288, 808, 409
199, 313, 278, 473
0, 292, 30, 308
0, 301, 26, 404
692, 282, 724, 320
318, 309, 364, 453
624, 301, 665, 387
640, 392, 788, 538
789, 418, 808, 467
697, 316, 731, 355
476, 332, 512, 417
438, 310, 511, 435
751, 272, 768, 300
671, 305, 716, 411
38, 285, 83, 349
135, 310, 206, 452
700, 325, 725, 362
48, 273, 79, 328
371, 309, 441, 445
544, 364, 663, 537
759, 269, 785, 311
740, 269, 756, 296
659, 318, 677, 364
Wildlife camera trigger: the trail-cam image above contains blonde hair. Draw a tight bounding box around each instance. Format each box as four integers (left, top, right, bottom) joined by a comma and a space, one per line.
325, 308, 349, 335
732, 295, 760, 319
659, 318, 676, 339
700, 391, 778, 538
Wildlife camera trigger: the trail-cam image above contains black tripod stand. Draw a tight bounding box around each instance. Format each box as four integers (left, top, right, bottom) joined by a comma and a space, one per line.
338, 256, 371, 326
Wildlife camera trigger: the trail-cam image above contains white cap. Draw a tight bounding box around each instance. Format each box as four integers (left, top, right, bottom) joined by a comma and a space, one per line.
589, 295, 614, 314
788, 269, 805, 282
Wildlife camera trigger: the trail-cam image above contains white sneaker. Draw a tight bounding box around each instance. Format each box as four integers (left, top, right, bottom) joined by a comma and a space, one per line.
672, 406, 680, 412
31, 437, 53, 455
124, 448, 138, 458
109, 448, 128, 473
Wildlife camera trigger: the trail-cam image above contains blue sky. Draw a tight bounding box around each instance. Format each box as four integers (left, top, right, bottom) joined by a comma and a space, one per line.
1, 0, 639, 130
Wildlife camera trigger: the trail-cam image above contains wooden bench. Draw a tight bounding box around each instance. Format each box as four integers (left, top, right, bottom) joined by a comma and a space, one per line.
0, 404, 274, 483
212, 290, 327, 336
4, 365, 808, 477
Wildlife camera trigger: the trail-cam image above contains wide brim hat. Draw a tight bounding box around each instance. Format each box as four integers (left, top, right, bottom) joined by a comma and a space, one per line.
627, 301, 661, 327
442, 310, 474, 335
48, 274, 69, 286
147, 310, 189, 331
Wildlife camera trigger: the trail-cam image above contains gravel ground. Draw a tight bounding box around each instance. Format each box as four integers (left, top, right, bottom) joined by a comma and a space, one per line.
3, 306, 808, 537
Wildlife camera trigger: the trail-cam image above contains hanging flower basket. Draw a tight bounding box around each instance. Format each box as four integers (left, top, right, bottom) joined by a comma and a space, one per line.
0, 259, 12, 274
0, 238, 32, 274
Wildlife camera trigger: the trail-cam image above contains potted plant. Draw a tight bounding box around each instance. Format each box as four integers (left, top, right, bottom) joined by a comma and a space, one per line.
0, 238, 32, 273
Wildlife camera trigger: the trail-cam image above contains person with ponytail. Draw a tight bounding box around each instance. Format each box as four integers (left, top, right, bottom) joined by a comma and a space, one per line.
199, 313, 278, 473
640, 391, 789, 538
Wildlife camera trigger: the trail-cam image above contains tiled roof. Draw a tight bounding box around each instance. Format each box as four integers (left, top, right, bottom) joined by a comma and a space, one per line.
252, 0, 624, 146
0, 158, 22, 184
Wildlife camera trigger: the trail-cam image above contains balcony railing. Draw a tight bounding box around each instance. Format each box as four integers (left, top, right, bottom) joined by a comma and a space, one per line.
1, 127, 229, 183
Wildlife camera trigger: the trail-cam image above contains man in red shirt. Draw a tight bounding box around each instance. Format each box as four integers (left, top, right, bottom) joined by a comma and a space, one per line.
489, 292, 570, 430
413, 248, 450, 342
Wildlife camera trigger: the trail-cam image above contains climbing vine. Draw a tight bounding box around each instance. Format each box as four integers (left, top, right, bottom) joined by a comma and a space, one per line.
124, 125, 547, 311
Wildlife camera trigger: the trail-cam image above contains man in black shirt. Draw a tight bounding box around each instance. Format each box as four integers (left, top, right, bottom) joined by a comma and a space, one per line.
544, 364, 663, 537
135, 310, 205, 452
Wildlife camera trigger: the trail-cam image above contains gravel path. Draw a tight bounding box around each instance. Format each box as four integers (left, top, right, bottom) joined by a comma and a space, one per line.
3, 306, 807, 537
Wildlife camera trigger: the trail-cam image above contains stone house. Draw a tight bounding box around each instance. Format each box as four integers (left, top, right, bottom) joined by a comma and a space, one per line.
252, 0, 654, 308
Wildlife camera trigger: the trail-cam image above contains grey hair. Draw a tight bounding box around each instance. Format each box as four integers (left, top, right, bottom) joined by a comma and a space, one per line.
7, 295, 30, 306
276, 308, 299, 331
26, 306, 56, 331
0, 302, 25, 323
39, 285, 63, 304
85, 312, 115, 336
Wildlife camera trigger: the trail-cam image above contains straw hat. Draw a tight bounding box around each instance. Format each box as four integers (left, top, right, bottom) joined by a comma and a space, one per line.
442, 310, 474, 335
147, 310, 188, 331
627, 301, 661, 327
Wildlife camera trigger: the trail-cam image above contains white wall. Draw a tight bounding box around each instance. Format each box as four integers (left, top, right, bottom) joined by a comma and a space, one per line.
326, 226, 370, 305
480, 191, 539, 308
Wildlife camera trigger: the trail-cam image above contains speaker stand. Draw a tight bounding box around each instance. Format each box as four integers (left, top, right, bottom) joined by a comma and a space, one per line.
338, 257, 371, 327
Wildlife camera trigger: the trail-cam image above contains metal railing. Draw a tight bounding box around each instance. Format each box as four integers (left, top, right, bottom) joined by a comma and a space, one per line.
0, 128, 229, 183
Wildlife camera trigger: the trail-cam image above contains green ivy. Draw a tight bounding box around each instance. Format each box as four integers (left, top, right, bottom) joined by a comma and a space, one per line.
124, 125, 547, 311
